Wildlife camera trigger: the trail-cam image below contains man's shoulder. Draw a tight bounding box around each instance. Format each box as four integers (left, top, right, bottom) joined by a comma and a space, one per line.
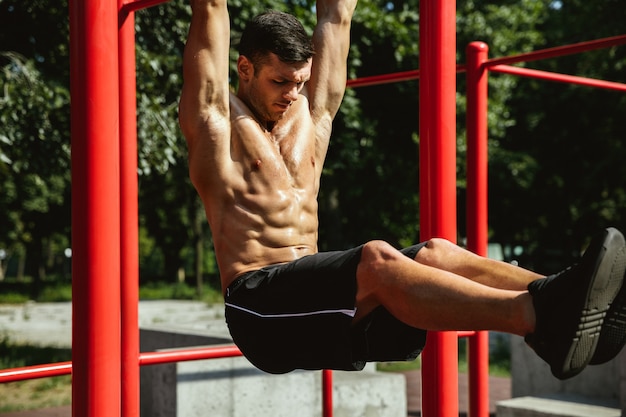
228, 91, 248, 115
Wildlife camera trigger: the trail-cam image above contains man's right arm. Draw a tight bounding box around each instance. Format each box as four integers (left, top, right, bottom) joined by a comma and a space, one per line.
179, 0, 231, 191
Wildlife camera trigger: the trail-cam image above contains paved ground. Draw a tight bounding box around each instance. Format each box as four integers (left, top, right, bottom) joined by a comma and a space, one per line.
0, 301, 511, 416
404, 369, 511, 416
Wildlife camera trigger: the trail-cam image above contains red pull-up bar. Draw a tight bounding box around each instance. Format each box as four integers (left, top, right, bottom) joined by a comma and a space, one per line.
418, 1, 461, 417
70, 0, 121, 415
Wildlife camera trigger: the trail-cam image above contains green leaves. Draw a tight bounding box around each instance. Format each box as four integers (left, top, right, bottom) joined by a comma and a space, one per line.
0, 0, 624, 283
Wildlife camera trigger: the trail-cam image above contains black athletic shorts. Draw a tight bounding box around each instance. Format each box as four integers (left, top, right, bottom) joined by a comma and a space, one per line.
224, 243, 428, 374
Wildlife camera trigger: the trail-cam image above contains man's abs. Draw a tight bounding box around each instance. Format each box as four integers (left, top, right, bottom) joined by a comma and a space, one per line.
208, 195, 320, 290
200, 152, 321, 289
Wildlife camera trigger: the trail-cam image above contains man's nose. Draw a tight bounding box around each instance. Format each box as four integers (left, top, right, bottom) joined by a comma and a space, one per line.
284, 85, 299, 101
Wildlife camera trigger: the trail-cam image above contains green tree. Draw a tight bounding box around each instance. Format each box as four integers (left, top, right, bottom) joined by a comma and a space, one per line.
0, 1, 72, 290
456, 0, 551, 260
1, 0, 625, 293
485, 1, 626, 270
0, 51, 71, 292
319, 0, 421, 250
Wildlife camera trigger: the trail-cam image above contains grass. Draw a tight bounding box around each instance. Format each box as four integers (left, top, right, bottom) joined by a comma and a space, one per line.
138, 281, 224, 304
0, 280, 225, 413
0, 292, 30, 305
0, 335, 72, 412
0, 281, 224, 304
0, 376, 72, 413
377, 357, 511, 377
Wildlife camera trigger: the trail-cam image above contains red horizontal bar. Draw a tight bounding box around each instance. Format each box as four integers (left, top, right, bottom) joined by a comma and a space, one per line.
347, 34, 626, 88
122, 0, 170, 13
139, 345, 243, 366
0, 361, 72, 384
457, 331, 477, 338
347, 69, 420, 88
486, 34, 626, 67
0, 345, 243, 384
491, 64, 626, 92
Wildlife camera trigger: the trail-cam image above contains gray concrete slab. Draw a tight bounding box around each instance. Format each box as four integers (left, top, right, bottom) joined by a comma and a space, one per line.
0, 300, 226, 347
497, 395, 621, 417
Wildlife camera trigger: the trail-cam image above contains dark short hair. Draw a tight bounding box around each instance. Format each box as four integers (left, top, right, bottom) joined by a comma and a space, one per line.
238, 10, 315, 67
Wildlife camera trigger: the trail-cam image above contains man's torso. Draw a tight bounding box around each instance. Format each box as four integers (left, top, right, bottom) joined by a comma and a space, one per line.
193, 92, 324, 289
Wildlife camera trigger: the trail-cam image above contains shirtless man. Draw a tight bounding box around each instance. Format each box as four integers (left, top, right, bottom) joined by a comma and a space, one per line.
179, 0, 626, 379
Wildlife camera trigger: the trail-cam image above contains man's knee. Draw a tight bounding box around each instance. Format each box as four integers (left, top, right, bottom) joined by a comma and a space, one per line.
424, 237, 457, 251
355, 241, 404, 315
359, 240, 404, 274
358, 238, 460, 275
415, 237, 457, 266
359, 238, 458, 267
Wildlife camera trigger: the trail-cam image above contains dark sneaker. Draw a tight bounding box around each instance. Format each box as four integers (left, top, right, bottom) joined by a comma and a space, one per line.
525, 227, 626, 380
589, 274, 626, 365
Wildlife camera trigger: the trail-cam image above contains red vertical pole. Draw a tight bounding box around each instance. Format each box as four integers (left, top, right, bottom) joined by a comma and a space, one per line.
419, 1, 458, 417
119, 4, 140, 417
70, 0, 121, 416
466, 41, 490, 417
322, 369, 333, 417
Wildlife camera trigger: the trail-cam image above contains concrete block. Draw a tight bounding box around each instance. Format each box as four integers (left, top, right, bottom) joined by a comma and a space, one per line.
333, 368, 407, 417
497, 396, 620, 417
140, 326, 407, 417
510, 335, 623, 403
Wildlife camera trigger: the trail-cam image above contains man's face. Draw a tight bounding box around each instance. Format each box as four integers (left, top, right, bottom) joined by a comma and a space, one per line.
244, 53, 312, 123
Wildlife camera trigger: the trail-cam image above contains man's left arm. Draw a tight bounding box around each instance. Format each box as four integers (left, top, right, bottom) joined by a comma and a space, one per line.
306, 0, 357, 161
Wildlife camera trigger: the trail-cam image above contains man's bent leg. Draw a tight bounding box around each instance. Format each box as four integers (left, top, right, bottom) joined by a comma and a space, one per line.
354, 229, 626, 380
353, 240, 534, 335
414, 237, 543, 291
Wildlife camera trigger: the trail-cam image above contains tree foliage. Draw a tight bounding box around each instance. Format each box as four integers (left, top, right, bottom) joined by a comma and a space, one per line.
0, 0, 625, 289
481, 0, 626, 269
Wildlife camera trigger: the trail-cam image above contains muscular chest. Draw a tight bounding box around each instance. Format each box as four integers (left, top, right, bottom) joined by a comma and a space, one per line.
231, 113, 317, 189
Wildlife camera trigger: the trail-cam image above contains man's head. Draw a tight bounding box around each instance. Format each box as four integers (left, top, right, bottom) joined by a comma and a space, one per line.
238, 11, 315, 68
236, 11, 314, 125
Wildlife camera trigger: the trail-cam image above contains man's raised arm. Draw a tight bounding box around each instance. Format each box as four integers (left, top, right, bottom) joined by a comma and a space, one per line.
306, 0, 357, 161
179, 0, 231, 190
307, 0, 357, 122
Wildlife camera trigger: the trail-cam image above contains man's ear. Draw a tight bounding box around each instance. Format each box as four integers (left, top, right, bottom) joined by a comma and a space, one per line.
237, 56, 253, 81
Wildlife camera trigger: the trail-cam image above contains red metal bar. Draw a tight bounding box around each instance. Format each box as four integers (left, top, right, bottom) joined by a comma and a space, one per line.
419, 1, 459, 417
467, 331, 489, 417
139, 345, 243, 366
490, 64, 626, 92
418, 0, 458, 240
465, 41, 490, 417
69, 0, 122, 416
0, 362, 72, 384
465, 42, 489, 259
346, 69, 420, 88
119, 3, 140, 417
0, 346, 244, 384
486, 34, 626, 68
345, 35, 626, 90
322, 369, 333, 417
121, 0, 170, 14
